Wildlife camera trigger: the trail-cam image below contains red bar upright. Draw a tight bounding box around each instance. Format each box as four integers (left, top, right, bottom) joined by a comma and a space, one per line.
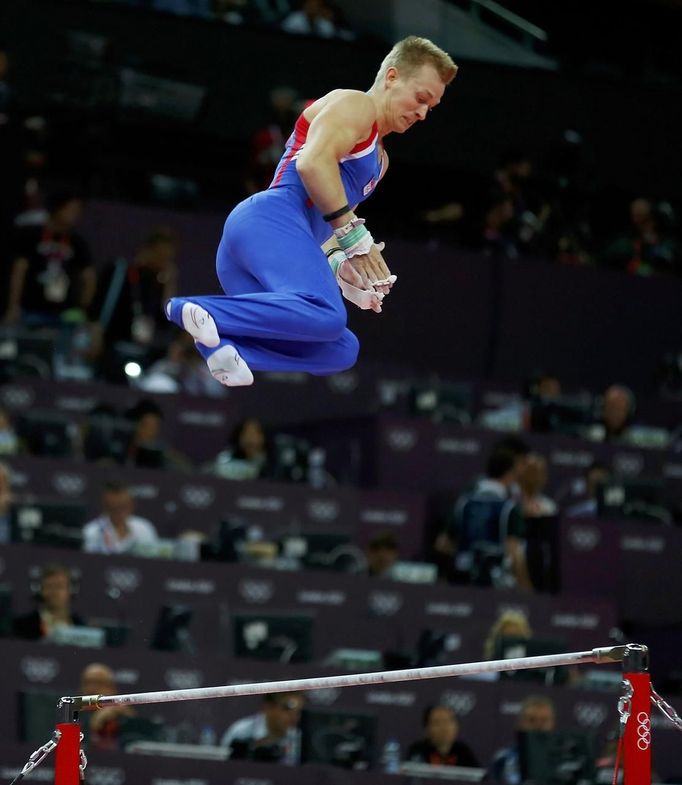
623, 644, 651, 785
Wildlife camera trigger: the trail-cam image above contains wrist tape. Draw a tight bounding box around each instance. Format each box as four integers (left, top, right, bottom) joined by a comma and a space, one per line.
333, 218, 374, 258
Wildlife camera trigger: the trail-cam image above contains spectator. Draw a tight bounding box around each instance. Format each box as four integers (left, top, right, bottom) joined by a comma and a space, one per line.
518, 453, 557, 518
3, 190, 95, 327
528, 371, 562, 401
0, 460, 13, 543
564, 461, 611, 518
479, 194, 518, 259
483, 610, 532, 661
444, 444, 533, 590
220, 691, 305, 763
124, 398, 192, 471
598, 384, 636, 442
491, 695, 556, 785
89, 226, 179, 380
83, 479, 159, 555
209, 417, 272, 480
80, 663, 135, 751
366, 532, 400, 578
0, 407, 18, 455
13, 563, 86, 639
603, 197, 679, 277
406, 704, 480, 767
281, 0, 337, 37
244, 87, 300, 194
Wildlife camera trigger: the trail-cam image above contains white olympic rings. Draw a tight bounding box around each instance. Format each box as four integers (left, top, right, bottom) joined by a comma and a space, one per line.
636, 711, 651, 750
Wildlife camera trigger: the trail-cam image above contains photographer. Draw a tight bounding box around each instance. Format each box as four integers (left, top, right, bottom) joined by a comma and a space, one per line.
220, 692, 305, 764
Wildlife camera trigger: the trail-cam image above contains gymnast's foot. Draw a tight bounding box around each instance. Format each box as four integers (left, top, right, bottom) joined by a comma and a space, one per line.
207, 345, 254, 387
166, 299, 220, 348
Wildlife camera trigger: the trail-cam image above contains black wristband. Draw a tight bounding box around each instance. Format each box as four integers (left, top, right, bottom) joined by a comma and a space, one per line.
325, 246, 344, 258
322, 204, 351, 222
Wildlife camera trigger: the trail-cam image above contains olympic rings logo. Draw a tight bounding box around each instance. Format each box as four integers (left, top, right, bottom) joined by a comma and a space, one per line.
636, 712, 651, 750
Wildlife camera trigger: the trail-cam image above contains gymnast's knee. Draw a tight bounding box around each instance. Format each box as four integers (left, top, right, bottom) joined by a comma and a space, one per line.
305, 296, 347, 341
329, 331, 359, 373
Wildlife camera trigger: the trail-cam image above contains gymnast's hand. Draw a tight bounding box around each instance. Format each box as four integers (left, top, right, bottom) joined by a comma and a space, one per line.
348, 242, 394, 295
338, 260, 384, 313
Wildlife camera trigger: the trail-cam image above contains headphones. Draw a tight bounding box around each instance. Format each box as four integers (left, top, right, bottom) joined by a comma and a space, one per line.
29, 563, 81, 603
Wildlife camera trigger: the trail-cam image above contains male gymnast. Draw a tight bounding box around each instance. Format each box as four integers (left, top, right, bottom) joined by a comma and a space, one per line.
165, 36, 457, 386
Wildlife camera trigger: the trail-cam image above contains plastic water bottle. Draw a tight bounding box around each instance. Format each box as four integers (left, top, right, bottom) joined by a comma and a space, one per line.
199, 724, 217, 746
382, 737, 401, 774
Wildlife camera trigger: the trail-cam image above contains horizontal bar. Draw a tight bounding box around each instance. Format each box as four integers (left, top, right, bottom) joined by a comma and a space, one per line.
75, 645, 625, 710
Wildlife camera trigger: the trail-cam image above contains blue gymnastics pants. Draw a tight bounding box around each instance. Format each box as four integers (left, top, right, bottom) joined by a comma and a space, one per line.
166, 190, 359, 375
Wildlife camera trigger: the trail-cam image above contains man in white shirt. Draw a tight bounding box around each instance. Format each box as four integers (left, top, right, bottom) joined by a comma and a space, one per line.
83, 480, 158, 554
220, 692, 305, 764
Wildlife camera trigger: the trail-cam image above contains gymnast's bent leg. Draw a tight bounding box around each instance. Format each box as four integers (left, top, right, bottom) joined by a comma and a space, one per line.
166, 203, 352, 384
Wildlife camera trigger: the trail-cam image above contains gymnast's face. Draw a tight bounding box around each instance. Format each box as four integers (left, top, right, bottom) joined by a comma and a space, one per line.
384, 63, 445, 133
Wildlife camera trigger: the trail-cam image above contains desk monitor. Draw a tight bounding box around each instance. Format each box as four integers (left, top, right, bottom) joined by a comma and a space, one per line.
494, 636, 569, 686
16, 411, 77, 457
300, 708, 377, 770
82, 414, 134, 463
233, 612, 314, 663
10, 500, 86, 548
518, 730, 595, 785
150, 605, 194, 653
0, 330, 56, 378
18, 689, 63, 744
529, 396, 594, 436
408, 381, 473, 425
0, 585, 11, 637
596, 479, 667, 523
279, 531, 352, 569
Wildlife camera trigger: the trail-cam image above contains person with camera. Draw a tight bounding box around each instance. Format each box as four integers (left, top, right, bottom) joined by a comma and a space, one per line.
220, 692, 305, 764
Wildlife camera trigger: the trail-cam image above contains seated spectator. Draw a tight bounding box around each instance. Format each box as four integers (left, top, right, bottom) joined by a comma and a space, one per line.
603, 197, 679, 277
208, 417, 273, 480
3, 190, 95, 328
366, 532, 400, 578
564, 461, 611, 518
13, 563, 86, 639
590, 383, 669, 449
80, 663, 135, 751
597, 384, 636, 442
124, 398, 192, 471
89, 226, 179, 380
220, 691, 305, 763
244, 86, 300, 194
83, 479, 159, 555
518, 453, 557, 518
406, 704, 480, 768
443, 444, 532, 590
281, 0, 337, 37
483, 610, 532, 661
491, 695, 556, 785
0, 406, 18, 455
0, 460, 13, 544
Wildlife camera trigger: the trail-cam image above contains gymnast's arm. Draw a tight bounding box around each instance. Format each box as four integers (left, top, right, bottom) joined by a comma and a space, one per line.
296, 91, 373, 228
298, 93, 391, 287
